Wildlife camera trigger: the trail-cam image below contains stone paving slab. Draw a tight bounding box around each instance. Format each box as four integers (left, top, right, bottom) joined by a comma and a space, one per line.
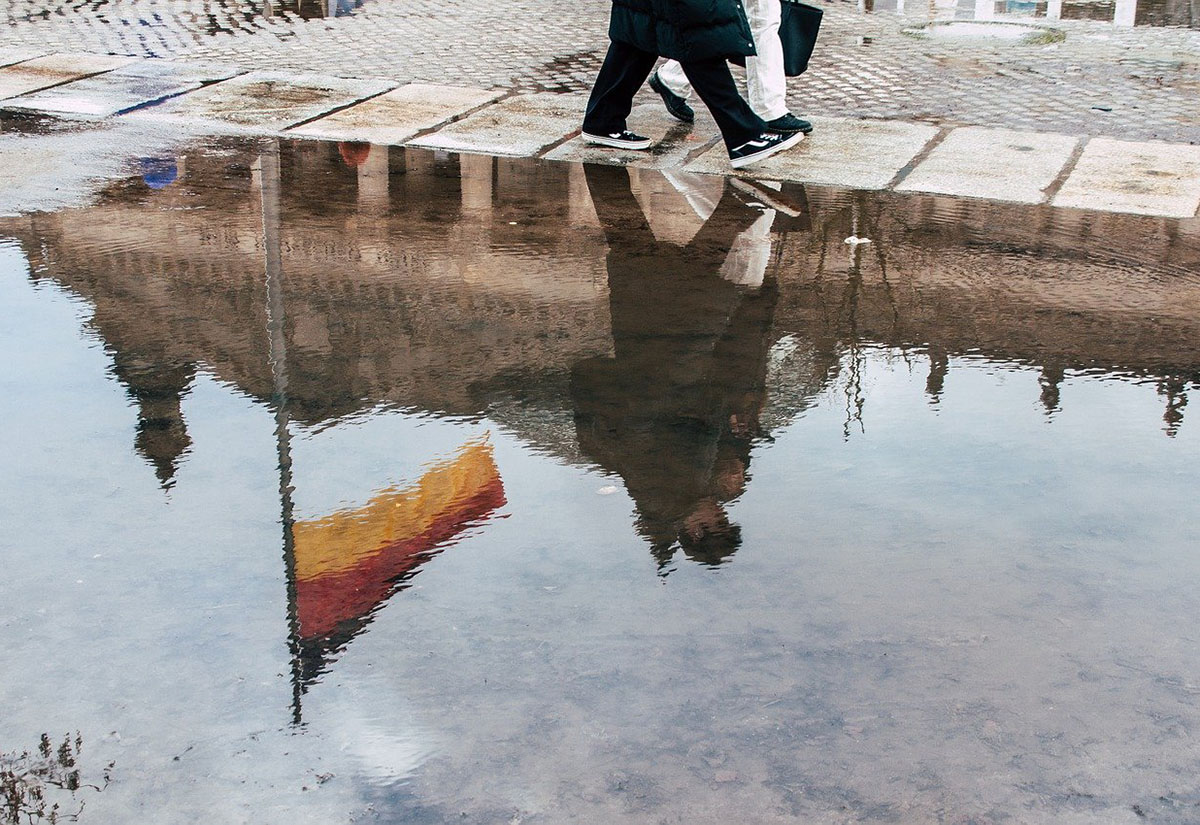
5, 60, 241, 117
1053, 137, 1200, 218
545, 102, 720, 170
1, 1, 1198, 144
895, 126, 1080, 204
136, 71, 394, 131
0, 53, 136, 101
684, 116, 939, 189
411, 92, 587, 157
1, 59, 1198, 221
0, 50, 46, 69
287, 83, 503, 145
0, 117, 192, 217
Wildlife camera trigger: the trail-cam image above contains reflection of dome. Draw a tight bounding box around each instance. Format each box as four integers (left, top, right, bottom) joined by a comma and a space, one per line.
140, 157, 178, 189
338, 142, 372, 168
109, 356, 195, 489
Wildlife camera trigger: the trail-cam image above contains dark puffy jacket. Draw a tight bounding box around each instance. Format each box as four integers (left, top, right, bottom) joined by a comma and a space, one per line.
609, 0, 757, 62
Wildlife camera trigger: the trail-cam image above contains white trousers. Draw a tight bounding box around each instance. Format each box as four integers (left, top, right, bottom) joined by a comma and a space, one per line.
657, 0, 788, 121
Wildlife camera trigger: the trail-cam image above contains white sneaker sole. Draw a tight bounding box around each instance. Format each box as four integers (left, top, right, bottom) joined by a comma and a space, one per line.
582, 132, 653, 150
729, 132, 804, 169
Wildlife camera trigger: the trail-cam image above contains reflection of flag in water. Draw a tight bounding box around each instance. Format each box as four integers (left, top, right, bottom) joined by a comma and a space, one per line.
291, 438, 505, 684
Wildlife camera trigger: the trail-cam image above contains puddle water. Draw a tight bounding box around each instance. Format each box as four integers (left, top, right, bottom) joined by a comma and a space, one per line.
908, 19, 1067, 40
860, 0, 1198, 27
1, 138, 1199, 824
262, 0, 369, 20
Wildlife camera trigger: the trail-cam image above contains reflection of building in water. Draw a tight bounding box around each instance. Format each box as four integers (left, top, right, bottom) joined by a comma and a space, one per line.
10, 140, 615, 462
109, 353, 196, 488
6, 141, 612, 718
3, 141, 1200, 711
778, 188, 1200, 434
3, 143, 1200, 472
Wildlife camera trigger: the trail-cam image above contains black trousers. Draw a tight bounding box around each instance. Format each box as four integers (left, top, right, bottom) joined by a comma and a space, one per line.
582, 40, 767, 153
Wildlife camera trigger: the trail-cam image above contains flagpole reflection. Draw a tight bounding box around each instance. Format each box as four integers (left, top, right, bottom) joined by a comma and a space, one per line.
254, 140, 305, 726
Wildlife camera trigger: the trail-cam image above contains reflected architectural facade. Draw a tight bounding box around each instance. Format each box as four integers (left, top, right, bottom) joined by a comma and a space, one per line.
3, 138, 1200, 588
2, 137, 1199, 732
4, 137, 1199, 495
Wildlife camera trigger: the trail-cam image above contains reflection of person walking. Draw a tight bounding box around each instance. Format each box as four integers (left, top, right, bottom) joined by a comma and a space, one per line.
582, 0, 803, 169
571, 165, 784, 569
651, 0, 812, 135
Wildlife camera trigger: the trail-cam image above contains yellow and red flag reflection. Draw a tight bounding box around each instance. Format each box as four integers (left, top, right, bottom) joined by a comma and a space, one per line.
291, 438, 505, 677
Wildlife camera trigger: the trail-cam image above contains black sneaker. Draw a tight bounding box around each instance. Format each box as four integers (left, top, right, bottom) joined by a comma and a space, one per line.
728, 131, 803, 169
648, 71, 695, 124
765, 113, 814, 135
581, 129, 653, 150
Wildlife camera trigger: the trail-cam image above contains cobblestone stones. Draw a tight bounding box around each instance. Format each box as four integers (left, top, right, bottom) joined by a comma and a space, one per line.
1, 0, 1197, 140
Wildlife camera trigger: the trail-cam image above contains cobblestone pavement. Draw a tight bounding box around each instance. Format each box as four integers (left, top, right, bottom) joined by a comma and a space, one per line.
1, 0, 1198, 141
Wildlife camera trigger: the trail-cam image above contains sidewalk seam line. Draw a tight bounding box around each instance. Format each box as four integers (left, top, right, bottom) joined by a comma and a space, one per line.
1041, 135, 1089, 205
282, 82, 398, 132
402, 87, 515, 144
884, 125, 951, 190
0, 60, 136, 110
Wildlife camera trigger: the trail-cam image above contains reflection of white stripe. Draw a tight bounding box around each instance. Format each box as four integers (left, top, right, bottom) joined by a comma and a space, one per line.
733, 138, 771, 152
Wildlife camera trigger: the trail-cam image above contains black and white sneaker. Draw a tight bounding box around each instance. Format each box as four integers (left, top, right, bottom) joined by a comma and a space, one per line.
582, 130, 653, 150
728, 131, 803, 169
765, 113, 814, 135
648, 71, 695, 124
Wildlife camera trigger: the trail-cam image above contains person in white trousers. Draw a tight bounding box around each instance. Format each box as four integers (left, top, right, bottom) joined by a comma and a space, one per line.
648, 0, 812, 135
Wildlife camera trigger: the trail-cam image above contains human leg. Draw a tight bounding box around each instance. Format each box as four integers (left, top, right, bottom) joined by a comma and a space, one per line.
656, 60, 693, 100
744, 0, 813, 134
678, 57, 765, 151
649, 61, 696, 123
679, 57, 803, 167
583, 40, 658, 136
743, 0, 788, 121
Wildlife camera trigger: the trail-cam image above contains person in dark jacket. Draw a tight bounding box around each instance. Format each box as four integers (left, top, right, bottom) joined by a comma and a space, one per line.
571, 164, 782, 569
582, 0, 803, 169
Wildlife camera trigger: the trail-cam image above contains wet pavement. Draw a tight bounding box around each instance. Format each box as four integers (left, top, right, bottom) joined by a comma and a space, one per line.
1, 132, 1200, 824
867, 0, 1198, 27
2, 0, 1198, 144
2, 61, 1197, 218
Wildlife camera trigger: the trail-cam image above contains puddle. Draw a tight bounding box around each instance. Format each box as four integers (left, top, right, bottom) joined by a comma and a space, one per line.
1, 138, 1199, 823
263, 0, 370, 20
857, 0, 1198, 27
906, 19, 1066, 40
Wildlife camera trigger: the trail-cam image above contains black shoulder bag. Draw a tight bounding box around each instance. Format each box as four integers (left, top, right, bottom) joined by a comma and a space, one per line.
730, 0, 824, 77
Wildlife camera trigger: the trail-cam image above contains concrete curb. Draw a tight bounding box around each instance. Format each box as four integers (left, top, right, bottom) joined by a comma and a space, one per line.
1, 50, 1198, 219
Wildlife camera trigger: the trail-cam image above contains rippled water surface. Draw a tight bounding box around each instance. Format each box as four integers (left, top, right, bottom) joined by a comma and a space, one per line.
1, 138, 1199, 824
